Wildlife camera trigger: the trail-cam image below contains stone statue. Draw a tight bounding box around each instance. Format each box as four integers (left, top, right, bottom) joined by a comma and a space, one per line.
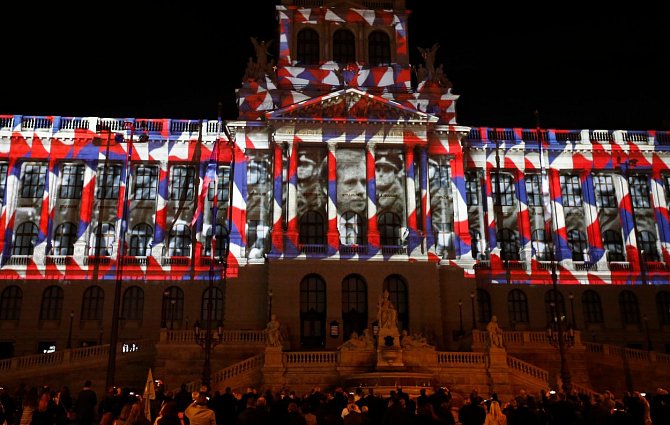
265, 313, 282, 347
417, 43, 439, 76
487, 315, 504, 349
376, 290, 400, 347
400, 330, 432, 349
251, 37, 272, 69
339, 329, 375, 350
377, 290, 398, 331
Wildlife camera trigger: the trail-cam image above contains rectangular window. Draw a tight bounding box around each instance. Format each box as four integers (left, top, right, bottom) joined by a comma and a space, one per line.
560, 174, 582, 207
170, 166, 195, 201
96, 164, 122, 199
465, 172, 479, 206
525, 174, 542, 207
593, 174, 616, 208
491, 173, 515, 206
20, 163, 47, 198
0, 162, 8, 201
207, 166, 231, 206
134, 165, 158, 200
59, 164, 85, 199
628, 175, 651, 209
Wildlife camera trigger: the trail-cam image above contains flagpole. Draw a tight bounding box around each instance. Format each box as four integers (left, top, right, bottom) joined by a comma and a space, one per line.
106, 121, 135, 388
535, 111, 572, 394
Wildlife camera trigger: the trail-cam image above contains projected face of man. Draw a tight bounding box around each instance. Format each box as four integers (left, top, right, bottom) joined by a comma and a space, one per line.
337, 156, 367, 214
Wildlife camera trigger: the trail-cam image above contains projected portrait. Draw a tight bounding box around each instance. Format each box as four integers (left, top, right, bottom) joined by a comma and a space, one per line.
375, 148, 405, 218
246, 151, 272, 259
296, 148, 327, 218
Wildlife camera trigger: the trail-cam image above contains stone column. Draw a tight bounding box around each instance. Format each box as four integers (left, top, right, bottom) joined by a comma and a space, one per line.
650, 170, 670, 262
404, 144, 421, 253
366, 143, 380, 248
451, 152, 473, 260
270, 140, 285, 256
286, 140, 299, 249
582, 171, 605, 264
326, 141, 339, 254
514, 169, 531, 268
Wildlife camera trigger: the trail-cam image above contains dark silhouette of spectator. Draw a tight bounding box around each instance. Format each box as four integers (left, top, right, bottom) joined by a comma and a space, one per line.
458, 393, 486, 425
75, 380, 97, 425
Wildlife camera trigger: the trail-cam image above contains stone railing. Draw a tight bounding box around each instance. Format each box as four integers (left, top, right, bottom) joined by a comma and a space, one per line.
160, 329, 266, 344
183, 354, 265, 393
437, 352, 486, 367
473, 330, 582, 347
0, 115, 224, 138
0, 339, 152, 375
584, 342, 670, 366
283, 351, 340, 365
506, 355, 549, 383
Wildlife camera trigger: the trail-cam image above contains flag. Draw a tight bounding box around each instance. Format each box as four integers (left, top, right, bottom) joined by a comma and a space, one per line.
143, 368, 156, 422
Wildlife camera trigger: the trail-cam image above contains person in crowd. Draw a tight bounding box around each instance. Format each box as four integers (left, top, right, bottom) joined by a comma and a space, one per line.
75, 381, 97, 425
153, 401, 180, 425
184, 393, 215, 425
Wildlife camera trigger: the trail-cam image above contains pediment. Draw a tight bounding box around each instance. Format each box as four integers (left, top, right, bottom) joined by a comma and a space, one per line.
267, 88, 437, 124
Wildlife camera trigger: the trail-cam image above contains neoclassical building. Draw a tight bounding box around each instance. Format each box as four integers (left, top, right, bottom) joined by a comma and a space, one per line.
0, 0, 669, 395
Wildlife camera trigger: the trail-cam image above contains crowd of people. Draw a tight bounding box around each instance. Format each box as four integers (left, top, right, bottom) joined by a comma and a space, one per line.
1, 380, 669, 425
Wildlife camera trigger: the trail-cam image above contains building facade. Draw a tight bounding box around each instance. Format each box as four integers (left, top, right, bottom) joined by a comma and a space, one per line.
0, 0, 669, 387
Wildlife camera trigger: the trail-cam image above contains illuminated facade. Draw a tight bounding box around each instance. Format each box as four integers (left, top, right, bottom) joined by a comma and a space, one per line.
0, 0, 669, 392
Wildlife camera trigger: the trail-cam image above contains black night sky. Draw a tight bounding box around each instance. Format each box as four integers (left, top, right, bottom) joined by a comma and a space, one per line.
1, 1, 668, 131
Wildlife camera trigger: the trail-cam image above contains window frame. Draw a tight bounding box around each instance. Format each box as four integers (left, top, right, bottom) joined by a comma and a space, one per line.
560, 174, 583, 207
134, 165, 158, 201
59, 163, 85, 200
96, 164, 122, 200
20, 163, 47, 199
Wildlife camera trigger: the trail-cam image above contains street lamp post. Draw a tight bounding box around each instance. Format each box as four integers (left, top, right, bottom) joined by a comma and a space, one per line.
170, 299, 176, 330
267, 289, 273, 322
568, 292, 576, 329
194, 319, 224, 388
67, 310, 74, 349
458, 299, 464, 336
470, 291, 476, 330
643, 314, 652, 351
546, 300, 574, 393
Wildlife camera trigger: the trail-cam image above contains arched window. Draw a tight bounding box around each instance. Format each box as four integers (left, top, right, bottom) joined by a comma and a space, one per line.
582, 290, 603, 324
619, 290, 640, 325
342, 274, 367, 339
0, 285, 22, 320
296, 28, 320, 65
168, 224, 191, 257
13, 222, 38, 256
603, 229, 625, 261
204, 224, 229, 258
300, 274, 326, 348
567, 229, 588, 261
299, 211, 326, 245
477, 289, 492, 324
333, 29, 355, 63
121, 286, 144, 321
161, 286, 184, 329
544, 290, 566, 325
508, 289, 528, 324
656, 291, 670, 326
52, 222, 76, 256
201, 286, 224, 323
81, 286, 104, 321
368, 31, 390, 66
638, 231, 659, 261
40, 286, 63, 321
339, 212, 365, 245
383, 275, 408, 332
379, 212, 402, 246
532, 229, 550, 261
90, 222, 115, 256
498, 228, 519, 261
129, 224, 153, 257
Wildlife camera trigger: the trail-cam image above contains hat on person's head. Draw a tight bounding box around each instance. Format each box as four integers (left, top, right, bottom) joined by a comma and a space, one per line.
298, 151, 318, 166
375, 152, 401, 172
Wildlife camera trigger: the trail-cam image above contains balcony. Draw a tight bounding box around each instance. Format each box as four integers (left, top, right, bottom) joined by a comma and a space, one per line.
339, 244, 368, 255
299, 244, 327, 254
121, 256, 149, 266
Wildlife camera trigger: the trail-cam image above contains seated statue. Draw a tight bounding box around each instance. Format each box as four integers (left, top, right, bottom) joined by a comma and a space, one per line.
400, 330, 432, 349
339, 329, 375, 350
